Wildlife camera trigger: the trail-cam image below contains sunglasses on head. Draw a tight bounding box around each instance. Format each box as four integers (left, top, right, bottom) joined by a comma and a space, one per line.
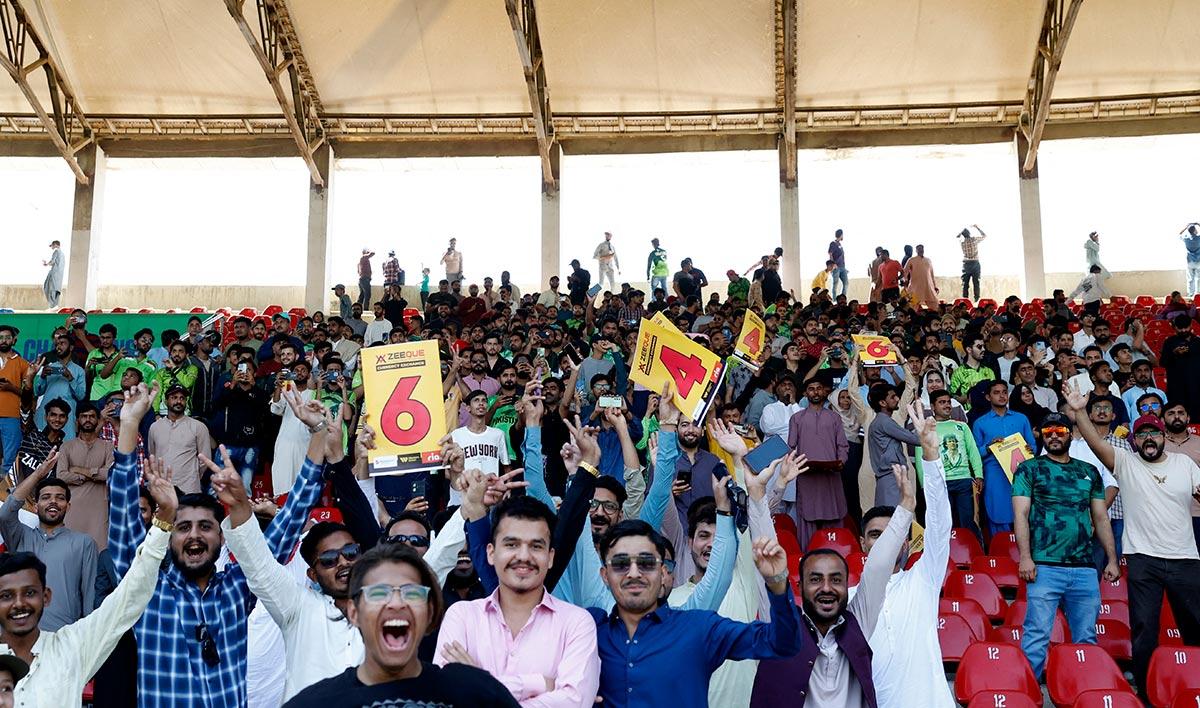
315, 543, 361, 569
606, 553, 664, 575
385, 534, 430, 548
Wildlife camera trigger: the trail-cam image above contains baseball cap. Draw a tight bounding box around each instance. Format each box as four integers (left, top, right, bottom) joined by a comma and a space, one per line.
1039, 412, 1073, 431
331, 284, 345, 291
388, 250, 395, 256
271, 312, 290, 321
165, 383, 188, 397
0, 651, 29, 682
1132, 414, 1165, 434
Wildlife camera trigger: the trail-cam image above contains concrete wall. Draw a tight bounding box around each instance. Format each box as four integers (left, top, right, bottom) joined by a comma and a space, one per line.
1, 269, 1188, 312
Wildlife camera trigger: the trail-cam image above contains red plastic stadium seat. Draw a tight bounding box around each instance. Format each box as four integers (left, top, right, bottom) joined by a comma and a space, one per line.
82, 680, 94, 701
1136, 295, 1157, 307
1162, 600, 1183, 646
263, 305, 283, 317
190, 306, 206, 313
773, 513, 797, 539
1094, 619, 1132, 662
1100, 576, 1128, 602
988, 532, 1020, 565
904, 550, 921, 569
970, 555, 1020, 590
967, 692, 1039, 708
989, 624, 1024, 647
1046, 643, 1133, 708
1168, 689, 1200, 708
1097, 600, 1130, 627
807, 527, 857, 557
949, 528, 984, 567
1072, 689, 1142, 707
938, 613, 977, 663
1147, 646, 1200, 708
845, 551, 866, 586
138, 308, 153, 314
944, 571, 1006, 620
953, 642, 1041, 705
940, 597, 990, 641
1109, 296, 1130, 307
110, 307, 127, 313
57, 307, 73, 314
1005, 600, 1070, 644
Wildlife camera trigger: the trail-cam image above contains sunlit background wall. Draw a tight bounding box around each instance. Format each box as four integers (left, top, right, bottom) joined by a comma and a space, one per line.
0, 157, 74, 286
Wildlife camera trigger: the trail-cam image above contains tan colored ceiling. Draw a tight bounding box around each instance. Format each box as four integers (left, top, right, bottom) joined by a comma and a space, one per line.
0, 0, 1197, 118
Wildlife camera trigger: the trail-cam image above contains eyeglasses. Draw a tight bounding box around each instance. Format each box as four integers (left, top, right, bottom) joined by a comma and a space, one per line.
1040, 425, 1070, 438
588, 499, 620, 514
1138, 402, 1163, 412
195, 623, 220, 667
355, 582, 431, 605
385, 534, 431, 547
1134, 429, 1164, 440
663, 559, 677, 573
606, 553, 664, 574
315, 542, 361, 569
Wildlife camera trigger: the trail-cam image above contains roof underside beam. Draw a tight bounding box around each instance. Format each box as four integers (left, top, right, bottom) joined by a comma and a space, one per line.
1019, 0, 1084, 174
0, 0, 92, 183
776, 0, 797, 186
505, 0, 557, 194
225, 0, 326, 186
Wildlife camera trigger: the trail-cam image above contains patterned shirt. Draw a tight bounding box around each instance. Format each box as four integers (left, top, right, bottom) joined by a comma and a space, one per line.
1105, 431, 1131, 519
108, 449, 325, 708
382, 257, 401, 284
1012, 456, 1104, 566
960, 234, 986, 260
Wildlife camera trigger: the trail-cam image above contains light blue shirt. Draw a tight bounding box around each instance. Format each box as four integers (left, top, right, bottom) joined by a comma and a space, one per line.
33, 360, 86, 438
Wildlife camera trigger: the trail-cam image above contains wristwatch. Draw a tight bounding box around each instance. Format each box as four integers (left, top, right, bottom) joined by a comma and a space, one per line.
308, 419, 329, 434
578, 460, 600, 478
715, 508, 733, 517
151, 516, 174, 533
766, 570, 789, 587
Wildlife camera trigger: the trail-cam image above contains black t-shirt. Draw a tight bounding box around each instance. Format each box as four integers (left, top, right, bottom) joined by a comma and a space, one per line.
427, 292, 458, 311
284, 663, 520, 708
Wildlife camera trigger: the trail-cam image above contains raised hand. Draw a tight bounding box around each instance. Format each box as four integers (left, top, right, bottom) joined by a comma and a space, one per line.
32, 447, 59, 480
708, 418, 749, 458
1063, 380, 1088, 413
711, 473, 731, 513
521, 385, 545, 426
564, 415, 601, 466
356, 421, 378, 463
774, 450, 809, 490
559, 439, 582, 477
201, 445, 249, 513
284, 387, 326, 429
657, 382, 682, 427
906, 400, 938, 452
743, 456, 776, 503
601, 404, 628, 431
752, 537, 788, 590
893, 462, 917, 511
120, 382, 156, 424
142, 455, 179, 524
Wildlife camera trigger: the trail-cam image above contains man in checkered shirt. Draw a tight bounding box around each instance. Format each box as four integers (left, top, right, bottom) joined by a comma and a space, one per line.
382, 250, 404, 288
107, 383, 331, 708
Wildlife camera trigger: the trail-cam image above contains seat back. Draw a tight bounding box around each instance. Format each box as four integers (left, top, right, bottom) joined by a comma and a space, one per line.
1100, 576, 1128, 602
807, 527, 857, 557
1097, 599, 1130, 627
1046, 643, 1130, 707
1004, 600, 1070, 644
1147, 646, 1200, 708
939, 597, 989, 641
988, 624, 1023, 647
966, 691, 1039, 708
953, 642, 1041, 704
1093, 619, 1132, 662
845, 551, 866, 586
970, 555, 1020, 589
944, 570, 1005, 619
937, 613, 976, 663
1168, 688, 1200, 708
948, 527, 985, 567
988, 532, 1020, 565
1071, 689, 1143, 707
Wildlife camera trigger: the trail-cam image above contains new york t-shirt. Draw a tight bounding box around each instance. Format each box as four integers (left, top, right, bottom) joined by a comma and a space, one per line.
448, 425, 510, 505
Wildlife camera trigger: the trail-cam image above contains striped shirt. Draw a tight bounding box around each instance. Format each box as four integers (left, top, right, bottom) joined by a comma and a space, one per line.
108, 450, 325, 708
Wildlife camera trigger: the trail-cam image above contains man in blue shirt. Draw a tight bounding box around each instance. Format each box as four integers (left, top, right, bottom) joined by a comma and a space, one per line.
588, 520, 801, 707
1180, 223, 1200, 298
972, 379, 1035, 535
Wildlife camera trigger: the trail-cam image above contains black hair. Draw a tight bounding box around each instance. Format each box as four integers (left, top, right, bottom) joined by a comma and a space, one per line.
1085, 396, 1116, 415
489, 495, 557, 544
868, 383, 897, 412
598, 519, 670, 562
0, 552, 47, 587
299, 521, 353, 566
986, 379, 1008, 395
1163, 400, 1188, 414
1176, 315, 1193, 330
1135, 392, 1164, 409
928, 388, 952, 404
594, 475, 628, 506
799, 547, 849, 576
34, 477, 70, 501
75, 401, 99, 418
1088, 360, 1112, 377
42, 397, 71, 415
99, 323, 117, 336
177, 493, 227, 523
348, 543, 444, 636
133, 327, 153, 340
862, 505, 897, 529
685, 497, 717, 539
384, 511, 432, 539
139, 485, 157, 512
463, 389, 489, 405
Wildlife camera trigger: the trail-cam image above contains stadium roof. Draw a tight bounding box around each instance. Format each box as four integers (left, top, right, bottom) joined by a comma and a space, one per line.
3, 0, 1199, 183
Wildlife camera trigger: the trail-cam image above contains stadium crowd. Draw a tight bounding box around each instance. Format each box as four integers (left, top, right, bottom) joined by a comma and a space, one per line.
0, 229, 1198, 708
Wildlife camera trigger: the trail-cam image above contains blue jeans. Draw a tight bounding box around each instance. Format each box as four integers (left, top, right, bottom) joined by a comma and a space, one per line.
649, 275, 667, 296
1022, 564, 1101, 678
946, 478, 982, 543
0, 418, 21, 482
831, 267, 849, 298
216, 445, 260, 490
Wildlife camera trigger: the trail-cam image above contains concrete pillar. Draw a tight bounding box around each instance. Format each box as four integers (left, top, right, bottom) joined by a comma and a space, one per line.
779, 182, 802, 297
64, 143, 107, 309
1015, 132, 1047, 300
539, 144, 562, 289
304, 143, 334, 315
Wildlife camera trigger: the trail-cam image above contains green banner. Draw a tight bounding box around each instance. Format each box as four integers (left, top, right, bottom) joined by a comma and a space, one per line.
0, 313, 210, 361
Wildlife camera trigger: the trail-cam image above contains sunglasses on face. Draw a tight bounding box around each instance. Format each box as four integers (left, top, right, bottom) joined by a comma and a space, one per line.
1041, 426, 1070, 438
385, 534, 431, 548
606, 553, 664, 575
355, 582, 431, 605
316, 543, 361, 569
589, 499, 620, 514
663, 559, 677, 573
1138, 402, 1163, 412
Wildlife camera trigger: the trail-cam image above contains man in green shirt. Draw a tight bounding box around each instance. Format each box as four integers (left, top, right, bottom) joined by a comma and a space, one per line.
646, 237, 669, 295
85, 323, 123, 401
1012, 411, 1119, 678
111, 327, 158, 393
915, 389, 983, 539
949, 333, 996, 409
486, 364, 521, 460
151, 339, 199, 413
725, 269, 750, 304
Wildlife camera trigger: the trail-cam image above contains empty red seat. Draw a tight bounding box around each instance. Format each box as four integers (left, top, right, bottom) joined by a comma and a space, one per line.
845, 551, 866, 586
773, 513, 797, 539
988, 532, 1020, 565
263, 305, 284, 317
239, 307, 258, 318
967, 692, 1039, 708
954, 642, 1041, 705
1072, 689, 1142, 707
110, 307, 127, 313
807, 527, 857, 557
1005, 600, 1070, 644
944, 571, 1006, 620
949, 528, 985, 567
1046, 643, 1133, 708
970, 555, 1020, 589
1147, 646, 1200, 708
190, 307, 206, 313
1135, 295, 1157, 307
938, 613, 977, 663
940, 597, 990, 641
1168, 689, 1200, 708
1094, 618, 1132, 662
1097, 600, 1130, 627
989, 623, 1024, 647
1100, 576, 1128, 602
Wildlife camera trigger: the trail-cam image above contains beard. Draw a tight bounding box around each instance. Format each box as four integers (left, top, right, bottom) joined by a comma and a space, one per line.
1165, 419, 1188, 434
171, 545, 219, 582
447, 567, 479, 590
1137, 441, 1164, 462
802, 592, 848, 625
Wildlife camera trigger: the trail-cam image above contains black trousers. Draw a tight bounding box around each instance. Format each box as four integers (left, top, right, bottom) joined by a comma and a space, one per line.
1125, 553, 1200, 697
961, 259, 981, 299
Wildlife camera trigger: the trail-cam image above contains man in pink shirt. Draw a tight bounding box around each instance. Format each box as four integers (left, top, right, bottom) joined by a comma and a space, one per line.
435, 495, 600, 706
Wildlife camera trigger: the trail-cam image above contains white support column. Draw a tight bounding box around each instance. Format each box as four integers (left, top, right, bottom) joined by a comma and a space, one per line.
779, 181, 802, 296
1015, 132, 1047, 299
64, 143, 106, 309
539, 144, 561, 289
304, 143, 334, 314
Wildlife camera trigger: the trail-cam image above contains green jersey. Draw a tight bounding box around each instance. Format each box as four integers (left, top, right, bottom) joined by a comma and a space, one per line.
649, 248, 669, 277
487, 394, 519, 458
1011, 457, 1104, 566
915, 419, 982, 483
85, 348, 123, 401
